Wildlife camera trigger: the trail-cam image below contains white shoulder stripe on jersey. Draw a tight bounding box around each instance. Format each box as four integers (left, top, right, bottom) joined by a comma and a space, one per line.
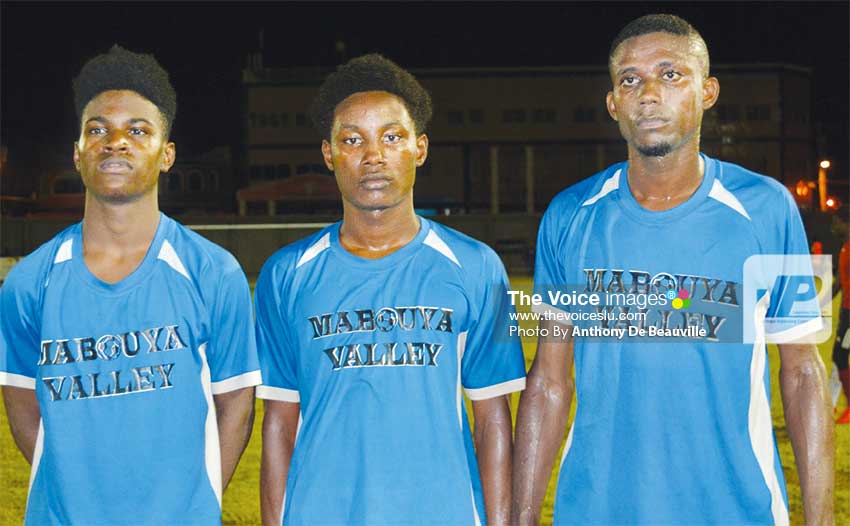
27, 419, 44, 500
53, 239, 73, 264
581, 169, 621, 206
0, 372, 36, 389
157, 240, 191, 280
296, 233, 331, 268
210, 370, 263, 395
256, 385, 301, 402
465, 377, 526, 400
766, 316, 824, 343
708, 179, 752, 220
424, 230, 461, 267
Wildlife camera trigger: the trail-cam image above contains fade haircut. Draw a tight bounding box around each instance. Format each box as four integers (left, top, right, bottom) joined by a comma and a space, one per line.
609, 14, 710, 76
310, 53, 433, 140
73, 45, 177, 135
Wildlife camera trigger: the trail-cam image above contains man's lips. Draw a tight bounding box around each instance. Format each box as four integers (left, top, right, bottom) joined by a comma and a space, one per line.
359, 174, 392, 190
98, 158, 133, 174
636, 117, 669, 130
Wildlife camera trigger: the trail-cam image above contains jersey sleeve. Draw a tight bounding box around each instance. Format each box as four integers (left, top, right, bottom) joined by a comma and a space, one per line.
461, 246, 526, 400
0, 264, 40, 389
206, 262, 262, 394
254, 260, 300, 403
763, 186, 823, 341
532, 199, 571, 319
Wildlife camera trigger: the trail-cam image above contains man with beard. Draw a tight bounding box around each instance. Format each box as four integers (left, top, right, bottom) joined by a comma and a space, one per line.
513, 14, 833, 526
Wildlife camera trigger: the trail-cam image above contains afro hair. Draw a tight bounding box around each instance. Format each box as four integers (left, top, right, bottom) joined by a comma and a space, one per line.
72, 45, 177, 133
309, 54, 432, 140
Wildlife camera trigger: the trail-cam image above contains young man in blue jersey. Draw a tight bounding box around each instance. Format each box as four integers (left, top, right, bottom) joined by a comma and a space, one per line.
513, 14, 834, 526
256, 54, 526, 526
0, 46, 261, 525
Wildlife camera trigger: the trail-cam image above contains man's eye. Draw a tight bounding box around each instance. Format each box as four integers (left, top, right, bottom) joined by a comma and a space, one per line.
88, 127, 107, 135
663, 71, 682, 81
385, 134, 401, 143
129, 128, 148, 136
342, 137, 361, 146
621, 76, 638, 86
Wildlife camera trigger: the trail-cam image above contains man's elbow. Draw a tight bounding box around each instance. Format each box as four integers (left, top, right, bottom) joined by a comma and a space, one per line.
525, 370, 574, 409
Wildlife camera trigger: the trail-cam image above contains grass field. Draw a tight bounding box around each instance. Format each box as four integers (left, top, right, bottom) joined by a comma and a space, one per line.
1, 277, 847, 525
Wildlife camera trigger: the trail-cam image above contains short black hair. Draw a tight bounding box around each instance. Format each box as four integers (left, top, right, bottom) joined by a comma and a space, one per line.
609, 14, 709, 75
310, 53, 433, 140
72, 45, 177, 134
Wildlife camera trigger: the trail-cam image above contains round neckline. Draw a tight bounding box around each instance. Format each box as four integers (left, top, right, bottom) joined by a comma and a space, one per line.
617, 153, 716, 225
71, 212, 168, 294
329, 216, 430, 271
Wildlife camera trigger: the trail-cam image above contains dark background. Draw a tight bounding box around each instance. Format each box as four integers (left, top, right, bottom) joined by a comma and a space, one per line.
2, 1, 848, 189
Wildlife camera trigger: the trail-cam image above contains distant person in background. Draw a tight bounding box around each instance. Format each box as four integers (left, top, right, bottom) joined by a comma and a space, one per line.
811, 237, 823, 255
513, 14, 833, 526
0, 46, 260, 525
255, 54, 526, 526
834, 238, 850, 423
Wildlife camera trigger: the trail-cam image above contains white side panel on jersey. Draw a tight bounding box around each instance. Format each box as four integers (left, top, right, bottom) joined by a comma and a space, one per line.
197, 342, 223, 507
747, 294, 790, 526
424, 230, 461, 267
296, 233, 330, 268
157, 240, 191, 280
455, 330, 482, 526
708, 179, 752, 220
581, 170, 620, 207
465, 377, 526, 400
0, 371, 35, 389
25, 419, 44, 513
53, 239, 73, 264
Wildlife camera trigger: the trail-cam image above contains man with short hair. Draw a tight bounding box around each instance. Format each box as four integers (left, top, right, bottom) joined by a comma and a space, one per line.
256, 54, 526, 526
0, 46, 261, 525
513, 14, 833, 526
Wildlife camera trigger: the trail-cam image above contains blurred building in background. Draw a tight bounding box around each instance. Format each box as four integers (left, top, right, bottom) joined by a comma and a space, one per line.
242, 61, 817, 214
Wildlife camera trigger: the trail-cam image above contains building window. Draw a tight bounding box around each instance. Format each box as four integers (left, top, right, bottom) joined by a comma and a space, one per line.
295, 113, 308, 127
502, 109, 526, 123
746, 104, 771, 122
469, 109, 484, 124
533, 108, 557, 123
573, 107, 596, 123
447, 110, 464, 125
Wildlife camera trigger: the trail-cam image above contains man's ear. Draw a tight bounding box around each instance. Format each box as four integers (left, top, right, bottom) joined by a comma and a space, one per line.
702, 76, 720, 110
160, 142, 176, 173
414, 134, 429, 167
606, 91, 619, 122
321, 140, 334, 172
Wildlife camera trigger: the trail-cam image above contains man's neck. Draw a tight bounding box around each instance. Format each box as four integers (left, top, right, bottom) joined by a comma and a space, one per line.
339, 198, 420, 259
81, 192, 160, 283
627, 146, 704, 211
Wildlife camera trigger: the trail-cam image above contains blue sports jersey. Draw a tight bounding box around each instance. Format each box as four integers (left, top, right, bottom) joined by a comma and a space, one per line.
0, 213, 261, 526
255, 217, 526, 526
533, 154, 817, 526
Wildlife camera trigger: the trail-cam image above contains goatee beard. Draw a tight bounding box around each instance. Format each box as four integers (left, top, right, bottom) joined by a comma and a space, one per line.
637, 143, 673, 157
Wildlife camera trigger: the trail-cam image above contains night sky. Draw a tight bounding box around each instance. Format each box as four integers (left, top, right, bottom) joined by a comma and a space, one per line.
2, 1, 848, 182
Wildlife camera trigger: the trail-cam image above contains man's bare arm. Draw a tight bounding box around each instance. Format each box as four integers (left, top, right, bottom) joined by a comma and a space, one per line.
2, 386, 40, 464
778, 342, 834, 525
472, 394, 513, 525
512, 320, 574, 525
214, 386, 256, 490
261, 400, 300, 526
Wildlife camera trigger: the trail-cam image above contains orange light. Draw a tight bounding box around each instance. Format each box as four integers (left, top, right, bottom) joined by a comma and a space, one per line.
820, 160, 831, 169
826, 198, 835, 207
795, 180, 809, 196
